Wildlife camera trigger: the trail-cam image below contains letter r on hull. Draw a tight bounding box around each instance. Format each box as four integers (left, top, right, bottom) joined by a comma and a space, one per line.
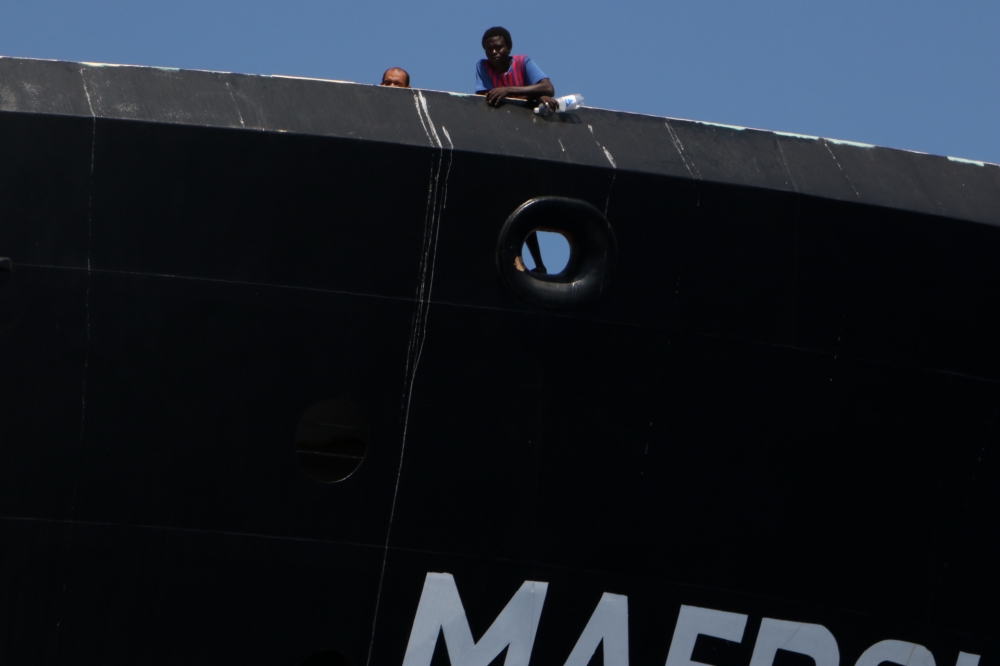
402, 572, 548, 666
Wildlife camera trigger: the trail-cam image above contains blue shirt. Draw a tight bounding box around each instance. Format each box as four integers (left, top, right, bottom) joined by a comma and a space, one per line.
475, 56, 548, 92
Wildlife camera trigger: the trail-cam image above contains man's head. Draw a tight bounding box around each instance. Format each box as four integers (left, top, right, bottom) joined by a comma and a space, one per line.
481, 27, 512, 71
380, 67, 410, 88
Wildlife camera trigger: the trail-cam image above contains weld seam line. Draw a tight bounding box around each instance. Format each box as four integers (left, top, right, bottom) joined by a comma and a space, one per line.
365, 91, 451, 666
15, 263, 1000, 387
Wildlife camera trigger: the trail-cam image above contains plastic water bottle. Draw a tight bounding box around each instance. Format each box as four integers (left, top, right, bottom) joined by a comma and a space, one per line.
558, 94, 584, 111
534, 94, 585, 115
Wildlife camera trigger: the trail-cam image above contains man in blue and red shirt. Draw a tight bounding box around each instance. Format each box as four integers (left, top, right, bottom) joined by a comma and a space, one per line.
476, 26, 558, 113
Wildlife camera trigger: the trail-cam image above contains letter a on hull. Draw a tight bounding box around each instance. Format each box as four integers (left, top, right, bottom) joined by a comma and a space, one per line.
562, 592, 629, 666
402, 573, 548, 666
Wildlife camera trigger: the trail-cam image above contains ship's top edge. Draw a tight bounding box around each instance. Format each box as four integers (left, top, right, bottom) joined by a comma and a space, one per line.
537, 100, 998, 167
1, 55, 996, 169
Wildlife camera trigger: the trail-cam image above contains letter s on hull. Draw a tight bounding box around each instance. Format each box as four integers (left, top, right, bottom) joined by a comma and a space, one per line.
855, 641, 935, 666
749, 619, 839, 666
402, 572, 548, 666
665, 605, 748, 666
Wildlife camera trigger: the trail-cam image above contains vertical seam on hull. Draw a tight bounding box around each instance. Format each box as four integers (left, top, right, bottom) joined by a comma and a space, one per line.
78, 72, 96, 454
791, 195, 800, 347
55, 66, 97, 659
604, 171, 616, 216
366, 91, 453, 666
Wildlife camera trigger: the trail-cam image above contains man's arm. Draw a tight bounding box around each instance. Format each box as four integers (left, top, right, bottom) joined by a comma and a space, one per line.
485, 78, 555, 106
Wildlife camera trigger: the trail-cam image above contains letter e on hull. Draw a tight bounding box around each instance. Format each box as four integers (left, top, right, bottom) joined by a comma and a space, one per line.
666, 606, 748, 666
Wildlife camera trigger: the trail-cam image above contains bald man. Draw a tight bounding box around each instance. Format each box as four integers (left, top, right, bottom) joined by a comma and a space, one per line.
380, 68, 410, 88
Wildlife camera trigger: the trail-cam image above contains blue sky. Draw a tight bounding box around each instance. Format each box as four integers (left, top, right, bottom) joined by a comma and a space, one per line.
2, 1, 997, 165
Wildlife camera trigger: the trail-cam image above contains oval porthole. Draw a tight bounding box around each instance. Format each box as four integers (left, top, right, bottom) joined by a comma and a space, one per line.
497, 196, 616, 309
301, 650, 355, 666
295, 400, 368, 482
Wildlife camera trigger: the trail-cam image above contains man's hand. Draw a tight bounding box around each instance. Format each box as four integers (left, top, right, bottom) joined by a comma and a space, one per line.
485, 87, 511, 106
538, 95, 559, 113
483, 80, 556, 108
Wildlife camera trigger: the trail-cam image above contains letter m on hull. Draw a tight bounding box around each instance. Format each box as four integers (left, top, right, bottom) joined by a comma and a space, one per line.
402, 573, 549, 666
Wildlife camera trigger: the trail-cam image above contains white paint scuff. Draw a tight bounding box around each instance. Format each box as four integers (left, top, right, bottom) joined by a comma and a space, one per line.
823, 139, 861, 199
664, 121, 701, 180
948, 156, 985, 167
773, 131, 820, 141
826, 137, 876, 149
270, 74, 355, 84
587, 124, 617, 168
602, 146, 617, 168
224, 82, 246, 129
587, 124, 617, 214
695, 120, 746, 131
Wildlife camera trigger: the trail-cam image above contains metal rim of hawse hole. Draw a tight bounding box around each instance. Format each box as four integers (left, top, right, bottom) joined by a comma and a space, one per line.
495, 196, 616, 310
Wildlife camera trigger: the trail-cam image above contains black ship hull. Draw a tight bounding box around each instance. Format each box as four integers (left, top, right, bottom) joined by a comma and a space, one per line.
0, 58, 997, 665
